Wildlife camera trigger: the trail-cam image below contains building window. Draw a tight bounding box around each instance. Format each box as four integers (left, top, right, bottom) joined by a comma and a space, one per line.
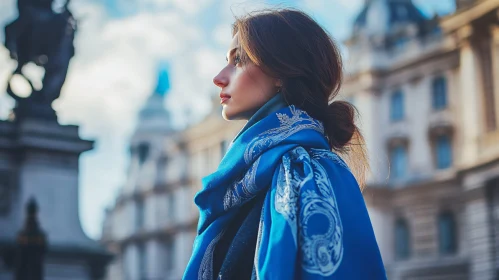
155, 155, 169, 185
396, 6, 408, 18
137, 142, 150, 165
390, 91, 404, 122
138, 243, 147, 280
158, 155, 168, 170
167, 194, 175, 223
390, 145, 407, 179
435, 135, 452, 169
438, 212, 457, 255
166, 238, 174, 272
394, 37, 409, 50
432, 76, 447, 110
395, 218, 410, 260
136, 199, 144, 230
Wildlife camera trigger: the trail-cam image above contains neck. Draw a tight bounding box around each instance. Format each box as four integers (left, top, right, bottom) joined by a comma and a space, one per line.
233, 94, 288, 142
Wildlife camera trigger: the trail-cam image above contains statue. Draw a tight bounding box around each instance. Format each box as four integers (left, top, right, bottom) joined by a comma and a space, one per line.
4, 0, 76, 121
15, 198, 47, 280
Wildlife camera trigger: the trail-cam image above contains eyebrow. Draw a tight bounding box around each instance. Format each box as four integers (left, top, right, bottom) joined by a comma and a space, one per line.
225, 47, 239, 62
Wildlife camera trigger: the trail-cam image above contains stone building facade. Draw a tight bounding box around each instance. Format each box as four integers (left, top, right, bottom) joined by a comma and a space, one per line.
344, 0, 499, 279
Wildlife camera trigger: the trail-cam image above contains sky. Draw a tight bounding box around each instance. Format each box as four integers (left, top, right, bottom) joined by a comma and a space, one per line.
0, 0, 455, 239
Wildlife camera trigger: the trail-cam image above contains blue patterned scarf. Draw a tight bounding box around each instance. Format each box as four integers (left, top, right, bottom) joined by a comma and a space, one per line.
183, 97, 386, 279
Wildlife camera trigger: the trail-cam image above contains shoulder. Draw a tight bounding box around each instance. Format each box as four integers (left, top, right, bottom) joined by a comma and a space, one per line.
276, 147, 353, 183
274, 147, 358, 197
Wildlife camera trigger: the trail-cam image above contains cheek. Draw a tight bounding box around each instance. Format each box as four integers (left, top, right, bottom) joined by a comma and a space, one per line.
231, 66, 272, 100
230, 69, 255, 94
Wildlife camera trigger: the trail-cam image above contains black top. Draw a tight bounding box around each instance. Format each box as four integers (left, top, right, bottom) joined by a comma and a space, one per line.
212, 193, 265, 280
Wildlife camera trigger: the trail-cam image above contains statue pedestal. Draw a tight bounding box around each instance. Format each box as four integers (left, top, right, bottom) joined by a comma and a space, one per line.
0, 118, 111, 279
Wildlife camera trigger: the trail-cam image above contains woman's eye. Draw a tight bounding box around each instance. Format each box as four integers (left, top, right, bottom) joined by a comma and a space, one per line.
234, 55, 241, 65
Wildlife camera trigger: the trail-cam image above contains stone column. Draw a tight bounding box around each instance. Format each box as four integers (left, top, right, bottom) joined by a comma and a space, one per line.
490, 24, 499, 129
457, 25, 483, 166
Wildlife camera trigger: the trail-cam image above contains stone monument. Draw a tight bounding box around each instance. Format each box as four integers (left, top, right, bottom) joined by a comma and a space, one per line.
0, 0, 112, 279
15, 198, 47, 280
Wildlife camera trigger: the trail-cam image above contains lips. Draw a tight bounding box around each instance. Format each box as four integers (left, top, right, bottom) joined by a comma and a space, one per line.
220, 93, 231, 104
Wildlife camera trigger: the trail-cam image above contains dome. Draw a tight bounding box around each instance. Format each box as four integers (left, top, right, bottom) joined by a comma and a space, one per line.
353, 0, 427, 36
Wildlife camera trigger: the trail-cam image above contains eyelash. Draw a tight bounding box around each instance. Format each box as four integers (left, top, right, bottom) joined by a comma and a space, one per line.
225, 54, 242, 66
233, 55, 241, 66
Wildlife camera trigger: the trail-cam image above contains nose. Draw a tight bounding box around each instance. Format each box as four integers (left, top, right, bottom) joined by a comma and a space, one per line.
213, 70, 228, 88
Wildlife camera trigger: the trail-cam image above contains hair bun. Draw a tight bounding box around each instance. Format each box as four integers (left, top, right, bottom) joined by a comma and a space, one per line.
325, 101, 356, 150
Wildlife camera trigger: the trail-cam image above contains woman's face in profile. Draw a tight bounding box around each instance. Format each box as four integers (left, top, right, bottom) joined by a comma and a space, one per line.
213, 32, 278, 121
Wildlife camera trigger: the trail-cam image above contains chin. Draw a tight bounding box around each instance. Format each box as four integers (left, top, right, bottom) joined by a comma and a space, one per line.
222, 110, 239, 121
221, 112, 232, 121
222, 106, 247, 121
221, 107, 234, 121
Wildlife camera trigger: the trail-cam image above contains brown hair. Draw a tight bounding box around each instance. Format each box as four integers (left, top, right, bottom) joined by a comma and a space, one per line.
233, 8, 369, 189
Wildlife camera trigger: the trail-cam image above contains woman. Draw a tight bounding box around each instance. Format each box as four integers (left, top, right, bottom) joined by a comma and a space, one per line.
183, 8, 386, 280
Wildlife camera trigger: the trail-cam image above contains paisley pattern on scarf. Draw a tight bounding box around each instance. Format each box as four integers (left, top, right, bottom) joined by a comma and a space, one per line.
302, 157, 343, 276
275, 147, 343, 276
223, 157, 261, 211
274, 148, 311, 243
309, 148, 351, 172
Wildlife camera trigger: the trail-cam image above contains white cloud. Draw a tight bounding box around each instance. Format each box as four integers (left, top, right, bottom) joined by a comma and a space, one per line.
146, 0, 215, 16
331, 0, 363, 13
213, 24, 233, 47
0, 0, 16, 35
